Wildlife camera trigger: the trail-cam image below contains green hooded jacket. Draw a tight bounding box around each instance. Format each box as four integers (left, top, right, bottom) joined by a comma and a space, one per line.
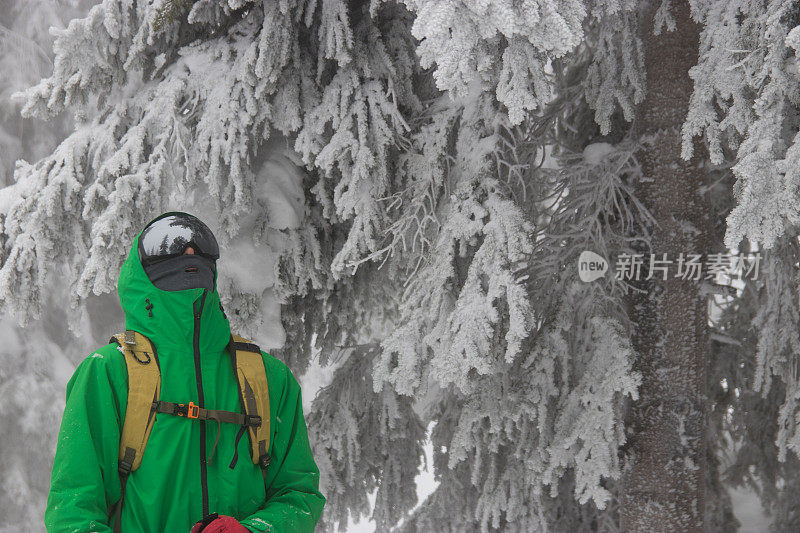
44, 212, 325, 532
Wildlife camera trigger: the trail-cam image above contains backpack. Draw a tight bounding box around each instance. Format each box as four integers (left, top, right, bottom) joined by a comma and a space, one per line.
107, 329, 271, 532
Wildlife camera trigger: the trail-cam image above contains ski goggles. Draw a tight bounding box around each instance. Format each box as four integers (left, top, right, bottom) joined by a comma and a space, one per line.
138, 213, 220, 267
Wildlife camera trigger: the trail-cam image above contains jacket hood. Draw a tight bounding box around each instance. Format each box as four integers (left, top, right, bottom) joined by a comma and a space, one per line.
117, 211, 231, 356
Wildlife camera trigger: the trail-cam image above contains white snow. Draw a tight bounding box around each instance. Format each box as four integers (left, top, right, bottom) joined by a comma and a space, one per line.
217, 240, 277, 294
730, 486, 768, 532
582, 142, 615, 164
256, 147, 306, 231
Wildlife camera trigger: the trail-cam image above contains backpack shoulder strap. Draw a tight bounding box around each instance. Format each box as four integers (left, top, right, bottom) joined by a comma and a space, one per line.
108, 330, 160, 533
228, 334, 271, 470
110, 330, 161, 474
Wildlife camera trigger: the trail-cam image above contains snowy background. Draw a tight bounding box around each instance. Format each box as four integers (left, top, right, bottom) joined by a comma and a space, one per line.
3, 0, 800, 532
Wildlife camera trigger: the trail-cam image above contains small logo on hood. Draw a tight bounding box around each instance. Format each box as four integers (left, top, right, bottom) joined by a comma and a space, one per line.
578, 251, 608, 282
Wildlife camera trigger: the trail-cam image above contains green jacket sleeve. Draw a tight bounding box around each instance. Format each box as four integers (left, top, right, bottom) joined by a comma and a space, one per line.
44, 352, 126, 533
240, 360, 325, 533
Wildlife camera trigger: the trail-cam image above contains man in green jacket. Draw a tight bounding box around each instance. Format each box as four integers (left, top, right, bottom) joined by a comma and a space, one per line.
44, 212, 325, 532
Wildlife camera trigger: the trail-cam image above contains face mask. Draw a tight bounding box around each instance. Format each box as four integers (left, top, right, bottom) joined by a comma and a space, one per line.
143, 254, 216, 291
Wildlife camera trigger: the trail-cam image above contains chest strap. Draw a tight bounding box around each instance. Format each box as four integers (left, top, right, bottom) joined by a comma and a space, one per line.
153, 400, 261, 463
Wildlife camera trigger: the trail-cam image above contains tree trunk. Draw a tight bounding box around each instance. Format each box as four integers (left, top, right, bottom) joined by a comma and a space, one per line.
619, 2, 709, 531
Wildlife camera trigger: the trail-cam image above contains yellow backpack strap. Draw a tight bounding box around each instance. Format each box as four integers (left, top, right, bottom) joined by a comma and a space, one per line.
108, 330, 160, 533
228, 334, 271, 471
111, 330, 161, 473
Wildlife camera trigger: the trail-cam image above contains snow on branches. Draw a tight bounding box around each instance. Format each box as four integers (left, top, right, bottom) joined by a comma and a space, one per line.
372, 75, 644, 528
1, 0, 419, 327
373, 92, 535, 397
295, 0, 418, 277
683, 0, 800, 250
399, 282, 639, 532
679, 0, 800, 488
308, 343, 426, 531
398, 0, 586, 125
583, 0, 644, 135
748, 238, 800, 461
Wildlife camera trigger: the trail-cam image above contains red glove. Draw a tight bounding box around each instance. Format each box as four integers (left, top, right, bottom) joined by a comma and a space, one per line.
190, 515, 250, 533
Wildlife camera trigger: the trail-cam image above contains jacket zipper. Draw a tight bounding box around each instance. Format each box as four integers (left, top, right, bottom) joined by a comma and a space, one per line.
193, 290, 210, 519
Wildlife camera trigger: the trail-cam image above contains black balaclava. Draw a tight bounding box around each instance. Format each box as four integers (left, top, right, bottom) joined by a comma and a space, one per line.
138, 212, 220, 292
143, 254, 216, 291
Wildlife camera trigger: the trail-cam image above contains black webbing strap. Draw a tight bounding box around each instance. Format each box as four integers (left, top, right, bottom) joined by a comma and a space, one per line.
152, 400, 261, 427
109, 447, 135, 533
229, 425, 248, 469
229, 340, 261, 354
153, 400, 261, 464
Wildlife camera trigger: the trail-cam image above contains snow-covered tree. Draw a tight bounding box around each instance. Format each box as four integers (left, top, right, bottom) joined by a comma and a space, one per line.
7, 0, 800, 531
0, 0, 92, 188
683, 0, 800, 529
0, 2, 99, 529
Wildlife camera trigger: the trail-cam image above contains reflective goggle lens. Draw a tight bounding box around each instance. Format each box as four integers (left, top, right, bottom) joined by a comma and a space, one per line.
138, 214, 219, 266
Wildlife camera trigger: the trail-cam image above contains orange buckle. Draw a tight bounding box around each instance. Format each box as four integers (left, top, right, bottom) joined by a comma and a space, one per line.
178, 402, 200, 419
